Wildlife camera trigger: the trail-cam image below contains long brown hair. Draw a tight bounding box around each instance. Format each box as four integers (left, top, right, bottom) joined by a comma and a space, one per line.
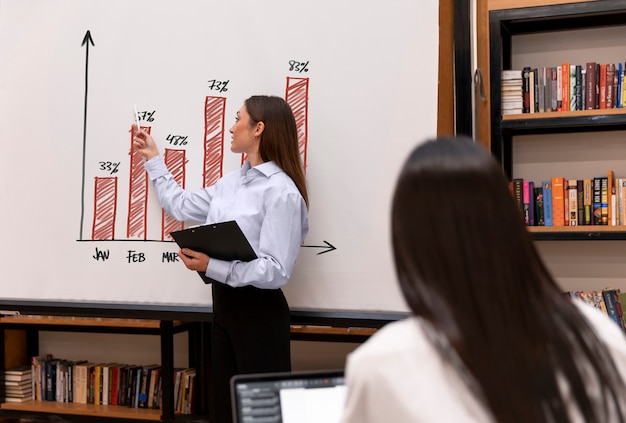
391, 136, 626, 422
245, 95, 308, 208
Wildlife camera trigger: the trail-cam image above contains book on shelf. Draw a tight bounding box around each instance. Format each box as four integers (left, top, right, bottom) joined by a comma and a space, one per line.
551, 177, 566, 227
593, 177, 602, 225
608, 169, 616, 226
576, 180, 584, 226
529, 70, 536, 113
599, 63, 607, 109
567, 179, 578, 226
585, 62, 596, 110
602, 288, 626, 331
534, 186, 544, 226
583, 179, 592, 225
522, 67, 531, 113
607, 63, 615, 109
0, 396, 32, 403
569, 64, 577, 111
615, 62, 624, 108
147, 366, 160, 410
1, 365, 31, 382
619, 178, 626, 226
561, 63, 569, 112
567, 289, 626, 336
601, 176, 609, 225
523, 181, 531, 225
542, 180, 553, 226
513, 178, 524, 218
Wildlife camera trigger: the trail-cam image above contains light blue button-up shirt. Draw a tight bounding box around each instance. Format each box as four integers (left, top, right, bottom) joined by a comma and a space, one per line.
145, 155, 308, 289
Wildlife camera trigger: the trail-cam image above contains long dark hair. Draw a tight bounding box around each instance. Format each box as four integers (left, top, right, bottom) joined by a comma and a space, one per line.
391, 136, 626, 422
245, 95, 308, 208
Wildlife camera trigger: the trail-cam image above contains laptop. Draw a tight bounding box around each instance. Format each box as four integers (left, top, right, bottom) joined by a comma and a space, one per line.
231, 369, 346, 423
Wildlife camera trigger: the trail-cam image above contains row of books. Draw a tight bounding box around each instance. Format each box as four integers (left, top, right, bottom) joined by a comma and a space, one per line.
510, 171, 626, 227
0, 365, 32, 403
29, 355, 196, 414
501, 62, 626, 115
567, 288, 626, 334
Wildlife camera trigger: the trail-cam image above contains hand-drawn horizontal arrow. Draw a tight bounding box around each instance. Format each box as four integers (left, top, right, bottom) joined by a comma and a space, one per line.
301, 240, 336, 255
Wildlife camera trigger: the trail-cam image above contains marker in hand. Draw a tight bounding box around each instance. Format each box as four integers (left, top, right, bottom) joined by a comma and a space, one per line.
133, 104, 141, 130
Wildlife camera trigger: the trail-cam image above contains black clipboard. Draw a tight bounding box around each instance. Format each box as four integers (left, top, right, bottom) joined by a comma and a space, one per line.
169, 220, 257, 284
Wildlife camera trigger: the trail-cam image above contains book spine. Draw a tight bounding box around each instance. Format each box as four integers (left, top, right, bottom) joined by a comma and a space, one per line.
513, 178, 524, 219
577, 180, 584, 226
617, 62, 622, 108
522, 67, 531, 113
599, 63, 607, 109
583, 179, 592, 225
551, 67, 558, 111
607, 63, 615, 109
601, 176, 609, 225
535, 186, 544, 226
593, 177, 602, 225
542, 180, 553, 226
523, 181, 530, 225
575, 65, 583, 111
620, 178, 626, 226
568, 179, 578, 226
561, 63, 569, 111
528, 181, 535, 226
602, 289, 622, 330
551, 177, 566, 226
608, 170, 615, 226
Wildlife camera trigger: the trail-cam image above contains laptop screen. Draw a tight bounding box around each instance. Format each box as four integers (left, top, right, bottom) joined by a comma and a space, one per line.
231, 369, 346, 423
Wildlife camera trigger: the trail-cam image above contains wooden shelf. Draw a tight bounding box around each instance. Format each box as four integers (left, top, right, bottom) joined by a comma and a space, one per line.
528, 226, 626, 240
0, 400, 161, 420
502, 108, 626, 120
0, 316, 182, 329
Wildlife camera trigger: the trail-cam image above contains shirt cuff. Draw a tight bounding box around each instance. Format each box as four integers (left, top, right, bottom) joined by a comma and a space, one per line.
206, 258, 231, 284
143, 155, 169, 180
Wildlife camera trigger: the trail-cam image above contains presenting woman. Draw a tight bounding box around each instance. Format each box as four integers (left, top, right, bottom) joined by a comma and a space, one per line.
133, 95, 308, 423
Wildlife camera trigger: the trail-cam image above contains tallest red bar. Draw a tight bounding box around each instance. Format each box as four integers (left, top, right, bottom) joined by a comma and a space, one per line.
285, 77, 309, 171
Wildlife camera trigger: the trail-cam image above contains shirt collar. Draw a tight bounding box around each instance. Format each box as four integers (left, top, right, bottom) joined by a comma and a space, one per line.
240, 161, 282, 178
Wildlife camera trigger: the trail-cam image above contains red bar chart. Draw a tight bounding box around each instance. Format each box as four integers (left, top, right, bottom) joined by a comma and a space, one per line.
87, 81, 309, 242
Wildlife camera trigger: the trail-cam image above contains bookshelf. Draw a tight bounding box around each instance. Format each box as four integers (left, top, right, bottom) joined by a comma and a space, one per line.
489, 0, 626, 241
0, 314, 206, 422
0, 303, 400, 423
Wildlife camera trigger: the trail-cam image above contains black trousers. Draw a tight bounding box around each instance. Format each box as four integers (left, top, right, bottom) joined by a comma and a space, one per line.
211, 282, 291, 423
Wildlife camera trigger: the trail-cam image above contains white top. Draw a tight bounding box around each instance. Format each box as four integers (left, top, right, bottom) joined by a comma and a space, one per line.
341, 300, 626, 422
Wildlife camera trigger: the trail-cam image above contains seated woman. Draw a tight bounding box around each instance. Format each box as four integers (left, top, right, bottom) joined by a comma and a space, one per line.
341, 136, 626, 423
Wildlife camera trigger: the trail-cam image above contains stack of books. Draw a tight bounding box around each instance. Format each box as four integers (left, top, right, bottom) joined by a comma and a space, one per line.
1, 365, 32, 403
501, 69, 524, 115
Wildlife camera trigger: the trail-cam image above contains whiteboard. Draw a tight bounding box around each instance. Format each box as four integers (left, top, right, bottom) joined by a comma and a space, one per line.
0, 0, 438, 313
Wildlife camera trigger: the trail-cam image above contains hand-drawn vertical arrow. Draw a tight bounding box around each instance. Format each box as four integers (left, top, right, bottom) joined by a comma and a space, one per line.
79, 30, 95, 241
301, 240, 337, 255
